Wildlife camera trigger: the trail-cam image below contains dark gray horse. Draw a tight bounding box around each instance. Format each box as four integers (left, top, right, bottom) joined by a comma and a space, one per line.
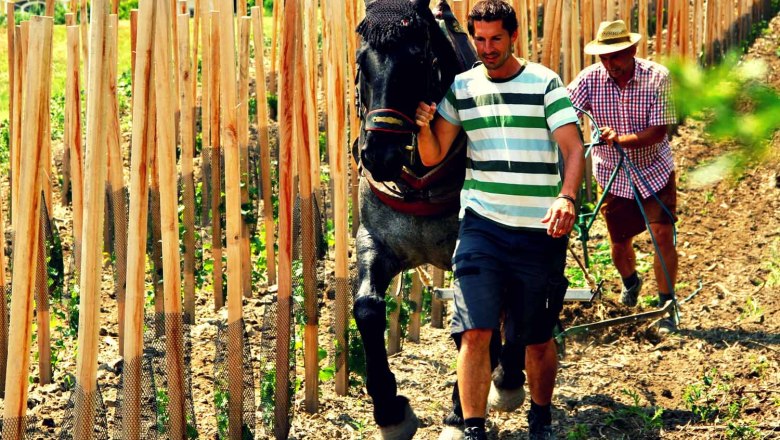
352, 1, 525, 438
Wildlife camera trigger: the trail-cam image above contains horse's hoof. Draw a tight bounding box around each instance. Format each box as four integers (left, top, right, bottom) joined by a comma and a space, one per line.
378, 402, 419, 440
437, 425, 465, 440
487, 381, 525, 412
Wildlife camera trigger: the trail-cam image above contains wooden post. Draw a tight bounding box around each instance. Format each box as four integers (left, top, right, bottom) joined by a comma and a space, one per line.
36, 14, 56, 385
239, 17, 252, 299
216, 0, 245, 436
562, 0, 572, 83
622, 0, 632, 30
252, 7, 277, 287
73, 0, 110, 432
2, 17, 52, 438
131, 10, 138, 87
6, 2, 15, 219
430, 268, 445, 329
346, 0, 360, 237
66, 25, 84, 282
570, 0, 581, 85
209, 11, 224, 311
638, 0, 648, 58
606, 0, 615, 20
0, 143, 7, 397
582, 0, 593, 65
407, 270, 423, 343
655, 0, 663, 57
199, 0, 211, 227
13, 22, 28, 231
154, 2, 186, 437
270, 0, 281, 96
80, 0, 88, 83
387, 274, 403, 355
276, 0, 299, 434
178, 13, 197, 325
541, 0, 556, 68
105, 14, 129, 355
305, 0, 320, 212
190, 0, 200, 108
550, 0, 563, 75
123, 0, 156, 436
529, 0, 538, 62
516, 0, 529, 58
453, 0, 467, 26
322, 0, 350, 397
296, 0, 319, 413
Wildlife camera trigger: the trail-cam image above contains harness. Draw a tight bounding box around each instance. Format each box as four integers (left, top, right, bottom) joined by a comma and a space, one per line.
355, 0, 476, 217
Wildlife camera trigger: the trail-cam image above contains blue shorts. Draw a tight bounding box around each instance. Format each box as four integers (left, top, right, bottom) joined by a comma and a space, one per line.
450, 210, 569, 345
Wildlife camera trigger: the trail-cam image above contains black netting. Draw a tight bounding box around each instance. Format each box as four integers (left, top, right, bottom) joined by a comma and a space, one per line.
257, 298, 295, 439
213, 319, 255, 440
114, 348, 159, 439
199, 142, 213, 228
148, 188, 164, 334
0, 415, 40, 439
116, 314, 197, 439
58, 382, 110, 440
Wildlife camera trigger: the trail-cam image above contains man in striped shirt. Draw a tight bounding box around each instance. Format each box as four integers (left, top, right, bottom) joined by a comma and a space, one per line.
415, 1, 584, 438
567, 20, 679, 335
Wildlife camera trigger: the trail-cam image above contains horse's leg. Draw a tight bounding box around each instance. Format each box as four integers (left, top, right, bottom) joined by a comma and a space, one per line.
353, 226, 418, 438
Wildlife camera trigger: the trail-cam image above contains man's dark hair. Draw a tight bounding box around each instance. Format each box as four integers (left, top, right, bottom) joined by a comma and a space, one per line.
467, 0, 518, 37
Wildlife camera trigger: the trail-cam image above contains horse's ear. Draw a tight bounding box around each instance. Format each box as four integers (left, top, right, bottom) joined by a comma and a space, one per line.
410, 0, 431, 11
364, 0, 375, 8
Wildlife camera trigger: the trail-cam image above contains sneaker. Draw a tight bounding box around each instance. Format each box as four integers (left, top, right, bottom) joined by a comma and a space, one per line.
464, 426, 488, 440
528, 425, 555, 440
620, 276, 643, 307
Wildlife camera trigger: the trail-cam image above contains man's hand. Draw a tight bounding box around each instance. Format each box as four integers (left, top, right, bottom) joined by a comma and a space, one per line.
600, 126, 619, 147
541, 196, 576, 238
416, 101, 436, 129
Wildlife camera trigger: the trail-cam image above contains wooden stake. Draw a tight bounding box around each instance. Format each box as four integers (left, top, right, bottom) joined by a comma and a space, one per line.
570, 0, 581, 82
387, 274, 403, 355
199, 0, 211, 227
74, 0, 110, 433
346, 0, 360, 237
270, 0, 281, 95
638, 0, 648, 58
529, 0, 538, 62
239, 17, 252, 299
541, 0, 556, 68
2, 17, 52, 439
276, 0, 299, 434
178, 13, 197, 325
251, 6, 277, 287
322, 0, 349, 395
123, 0, 156, 436
430, 268, 445, 329
453, 0, 467, 26
550, 0, 563, 75
517, 0, 529, 58
154, 2, 186, 436
0, 135, 7, 397
606, 0, 615, 20
209, 11, 224, 311
296, 0, 319, 413
66, 25, 84, 281
6, 2, 15, 220
655, 0, 663, 57
562, 0, 572, 83
216, 0, 245, 436
104, 14, 128, 356
407, 270, 423, 343
305, 0, 320, 207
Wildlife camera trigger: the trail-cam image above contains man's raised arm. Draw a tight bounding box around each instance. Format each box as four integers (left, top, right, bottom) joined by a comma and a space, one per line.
415, 101, 462, 167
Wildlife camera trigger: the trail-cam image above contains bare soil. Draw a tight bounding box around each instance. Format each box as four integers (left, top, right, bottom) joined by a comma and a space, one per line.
4, 11, 780, 440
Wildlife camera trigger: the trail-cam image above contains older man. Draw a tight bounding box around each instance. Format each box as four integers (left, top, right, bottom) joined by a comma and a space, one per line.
567, 20, 679, 334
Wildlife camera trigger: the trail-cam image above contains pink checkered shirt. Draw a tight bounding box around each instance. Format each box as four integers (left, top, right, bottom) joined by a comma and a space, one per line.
567, 58, 677, 199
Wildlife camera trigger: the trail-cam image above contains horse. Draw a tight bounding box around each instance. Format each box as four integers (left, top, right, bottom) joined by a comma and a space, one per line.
352, 0, 526, 438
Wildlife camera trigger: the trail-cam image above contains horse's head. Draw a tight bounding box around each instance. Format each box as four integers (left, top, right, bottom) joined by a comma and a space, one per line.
356, 0, 456, 181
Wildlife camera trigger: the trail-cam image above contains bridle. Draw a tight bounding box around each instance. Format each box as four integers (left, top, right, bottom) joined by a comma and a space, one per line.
355, 30, 443, 165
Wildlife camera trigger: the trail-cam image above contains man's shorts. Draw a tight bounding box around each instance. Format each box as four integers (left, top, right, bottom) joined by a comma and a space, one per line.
600, 171, 678, 242
450, 210, 569, 346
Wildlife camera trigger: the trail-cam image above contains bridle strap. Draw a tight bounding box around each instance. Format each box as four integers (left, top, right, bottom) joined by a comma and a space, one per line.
363, 108, 418, 134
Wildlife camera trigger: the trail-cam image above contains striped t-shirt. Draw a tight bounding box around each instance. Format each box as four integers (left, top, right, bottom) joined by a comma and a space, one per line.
437, 61, 579, 230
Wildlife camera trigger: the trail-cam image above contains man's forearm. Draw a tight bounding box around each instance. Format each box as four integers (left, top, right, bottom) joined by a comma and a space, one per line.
418, 125, 446, 167
616, 125, 668, 149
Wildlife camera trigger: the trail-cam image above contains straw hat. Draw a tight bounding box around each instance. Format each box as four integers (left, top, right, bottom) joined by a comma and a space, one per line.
584, 20, 642, 55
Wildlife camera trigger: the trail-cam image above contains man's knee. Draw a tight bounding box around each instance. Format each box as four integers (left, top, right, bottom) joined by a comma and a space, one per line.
650, 223, 675, 248
460, 328, 493, 348
525, 339, 553, 360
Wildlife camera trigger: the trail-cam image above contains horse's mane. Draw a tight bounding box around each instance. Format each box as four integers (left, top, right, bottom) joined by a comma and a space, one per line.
356, 0, 432, 50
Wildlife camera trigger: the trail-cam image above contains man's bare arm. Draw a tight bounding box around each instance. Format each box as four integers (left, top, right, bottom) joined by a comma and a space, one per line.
541, 122, 585, 237
415, 102, 462, 166
600, 124, 668, 149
